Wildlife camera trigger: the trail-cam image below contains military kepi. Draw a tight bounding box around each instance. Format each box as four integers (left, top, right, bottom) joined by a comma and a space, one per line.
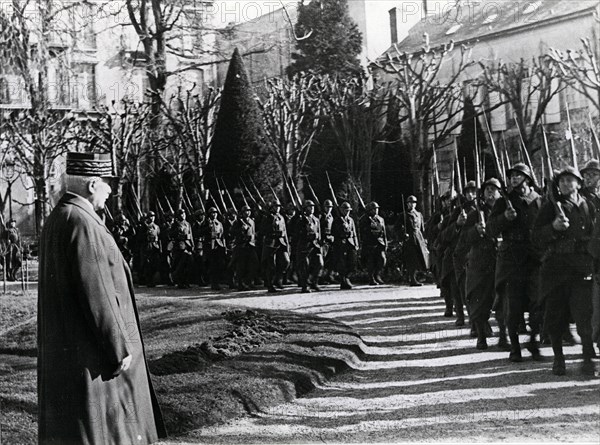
66, 152, 115, 177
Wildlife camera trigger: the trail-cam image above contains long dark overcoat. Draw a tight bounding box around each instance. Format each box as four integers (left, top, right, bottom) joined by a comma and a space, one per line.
38, 193, 166, 445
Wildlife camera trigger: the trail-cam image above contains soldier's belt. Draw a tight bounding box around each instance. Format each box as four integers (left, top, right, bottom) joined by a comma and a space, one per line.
548, 238, 590, 254
502, 234, 528, 243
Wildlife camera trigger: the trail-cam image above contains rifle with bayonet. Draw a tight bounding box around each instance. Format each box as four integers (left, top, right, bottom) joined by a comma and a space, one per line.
325, 171, 339, 208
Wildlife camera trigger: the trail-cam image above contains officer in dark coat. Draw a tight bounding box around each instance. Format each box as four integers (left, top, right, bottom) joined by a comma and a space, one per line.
230, 205, 258, 291
333, 201, 359, 290
170, 208, 194, 289
200, 207, 227, 290
534, 167, 596, 376
360, 201, 388, 285
4, 218, 22, 281
455, 178, 505, 350
428, 191, 454, 316
38, 152, 166, 445
320, 199, 336, 284
488, 163, 542, 362
140, 211, 161, 287
581, 159, 600, 351
397, 195, 428, 286
261, 200, 291, 293
296, 200, 323, 293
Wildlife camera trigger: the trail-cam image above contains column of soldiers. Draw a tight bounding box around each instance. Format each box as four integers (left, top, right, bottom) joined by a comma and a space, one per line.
428, 161, 600, 376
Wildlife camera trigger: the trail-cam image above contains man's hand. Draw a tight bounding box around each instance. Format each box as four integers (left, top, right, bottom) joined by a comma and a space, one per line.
504, 208, 518, 221
113, 355, 132, 376
457, 210, 467, 227
552, 215, 570, 232
475, 222, 486, 236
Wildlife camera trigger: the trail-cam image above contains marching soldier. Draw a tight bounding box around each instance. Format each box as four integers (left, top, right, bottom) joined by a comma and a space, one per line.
200, 207, 227, 290
360, 201, 388, 285
320, 199, 336, 284
139, 211, 161, 287
223, 208, 238, 289
534, 167, 596, 376
230, 205, 258, 291
284, 202, 299, 285
439, 182, 478, 327
296, 200, 323, 293
159, 211, 175, 285
333, 201, 359, 290
455, 178, 506, 350
428, 191, 454, 316
261, 200, 291, 293
580, 159, 600, 351
396, 195, 428, 286
488, 163, 542, 362
169, 208, 194, 289
4, 218, 22, 281
191, 209, 208, 287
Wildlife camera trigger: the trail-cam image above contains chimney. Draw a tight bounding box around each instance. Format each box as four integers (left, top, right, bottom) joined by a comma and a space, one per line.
389, 7, 398, 45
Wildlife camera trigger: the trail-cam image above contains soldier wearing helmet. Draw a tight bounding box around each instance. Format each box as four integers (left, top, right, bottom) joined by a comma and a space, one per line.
455, 177, 506, 351
332, 201, 359, 290
534, 166, 597, 376
320, 199, 337, 284
159, 211, 175, 285
396, 195, 428, 287
139, 210, 161, 287
191, 208, 208, 287
438, 181, 478, 327
260, 197, 290, 293
230, 204, 258, 291
488, 163, 543, 363
169, 208, 194, 289
581, 159, 600, 353
4, 218, 22, 281
111, 213, 134, 268
199, 206, 227, 290
295, 200, 323, 293
359, 201, 388, 285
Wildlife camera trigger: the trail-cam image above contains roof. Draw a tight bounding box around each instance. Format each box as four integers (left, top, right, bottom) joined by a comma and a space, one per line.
380, 0, 598, 59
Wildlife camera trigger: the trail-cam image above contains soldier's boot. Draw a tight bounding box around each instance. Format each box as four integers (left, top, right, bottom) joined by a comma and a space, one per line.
340, 275, 352, 290
551, 336, 566, 376
310, 277, 321, 292
475, 321, 488, 350
508, 333, 523, 362
409, 271, 422, 287
581, 340, 597, 376
497, 324, 511, 351
455, 310, 465, 327
526, 334, 543, 361
369, 273, 379, 286
469, 322, 477, 338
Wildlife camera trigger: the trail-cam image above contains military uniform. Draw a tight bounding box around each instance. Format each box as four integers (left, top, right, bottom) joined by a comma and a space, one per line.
261, 203, 291, 292
320, 202, 336, 283
159, 215, 175, 285
4, 220, 22, 281
428, 193, 453, 315
200, 209, 227, 290
191, 211, 208, 286
139, 214, 161, 287
169, 212, 194, 289
296, 201, 323, 293
111, 216, 135, 265
396, 196, 428, 286
230, 207, 258, 291
488, 163, 542, 361
359, 202, 388, 285
332, 202, 359, 290
534, 167, 596, 375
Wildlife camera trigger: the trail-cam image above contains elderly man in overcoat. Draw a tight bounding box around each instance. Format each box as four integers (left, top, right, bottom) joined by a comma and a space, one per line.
37, 152, 166, 445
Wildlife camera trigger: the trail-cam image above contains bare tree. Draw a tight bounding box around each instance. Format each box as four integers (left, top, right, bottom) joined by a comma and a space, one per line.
373, 41, 474, 214
257, 73, 326, 186
478, 57, 564, 155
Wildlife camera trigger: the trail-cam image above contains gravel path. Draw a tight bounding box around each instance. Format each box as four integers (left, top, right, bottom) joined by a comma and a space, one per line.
158, 283, 600, 443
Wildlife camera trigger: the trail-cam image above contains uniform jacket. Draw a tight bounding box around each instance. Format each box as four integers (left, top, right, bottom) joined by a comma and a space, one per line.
533, 193, 596, 298
200, 217, 227, 251
296, 213, 322, 252
141, 222, 161, 252
359, 214, 387, 248
231, 216, 257, 248
38, 193, 166, 445
261, 212, 289, 249
169, 219, 193, 252
333, 215, 359, 250
321, 212, 335, 244
438, 200, 477, 281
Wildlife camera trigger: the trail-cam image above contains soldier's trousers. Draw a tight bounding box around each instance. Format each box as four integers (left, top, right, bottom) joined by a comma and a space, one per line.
262, 245, 290, 287
456, 270, 467, 320
297, 247, 324, 288
442, 272, 460, 318
593, 274, 600, 345
364, 244, 386, 279
172, 249, 193, 286
544, 278, 594, 358
234, 246, 258, 287
335, 243, 357, 278
498, 272, 541, 337
206, 247, 226, 286
141, 249, 161, 286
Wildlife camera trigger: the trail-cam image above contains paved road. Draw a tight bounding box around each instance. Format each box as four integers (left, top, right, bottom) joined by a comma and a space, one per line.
162, 283, 600, 443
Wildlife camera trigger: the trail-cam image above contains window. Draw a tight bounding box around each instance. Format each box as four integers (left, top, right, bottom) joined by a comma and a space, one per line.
72, 64, 97, 110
